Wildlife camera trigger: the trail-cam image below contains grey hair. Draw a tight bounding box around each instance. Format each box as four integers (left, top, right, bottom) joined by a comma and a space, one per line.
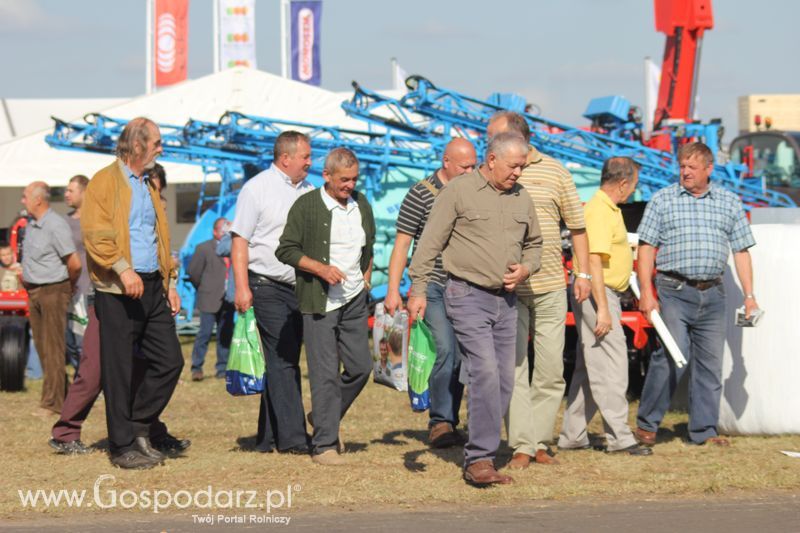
486, 132, 528, 160
600, 157, 641, 185
324, 147, 359, 174
29, 182, 51, 202
116, 117, 157, 162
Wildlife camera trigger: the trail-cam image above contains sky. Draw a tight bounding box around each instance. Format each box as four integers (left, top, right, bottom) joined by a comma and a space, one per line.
0, 0, 797, 143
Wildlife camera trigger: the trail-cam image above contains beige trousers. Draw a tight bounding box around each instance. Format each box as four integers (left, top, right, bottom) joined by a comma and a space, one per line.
558, 287, 637, 451
506, 290, 567, 455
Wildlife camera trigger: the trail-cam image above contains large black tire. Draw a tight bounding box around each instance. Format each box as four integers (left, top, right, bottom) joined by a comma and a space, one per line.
0, 321, 28, 392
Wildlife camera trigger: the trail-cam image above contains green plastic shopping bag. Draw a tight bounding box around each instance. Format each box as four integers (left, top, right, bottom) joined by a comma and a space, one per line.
407, 317, 437, 411
225, 308, 266, 396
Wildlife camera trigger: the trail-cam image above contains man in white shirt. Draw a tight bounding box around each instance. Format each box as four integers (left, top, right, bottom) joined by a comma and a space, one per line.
231, 131, 314, 454
276, 148, 376, 466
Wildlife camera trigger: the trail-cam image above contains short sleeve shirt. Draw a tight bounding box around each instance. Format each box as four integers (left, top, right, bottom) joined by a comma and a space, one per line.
637, 183, 756, 280
395, 172, 447, 287
580, 190, 633, 292
516, 150, 585, 296
22, 209, 76, 284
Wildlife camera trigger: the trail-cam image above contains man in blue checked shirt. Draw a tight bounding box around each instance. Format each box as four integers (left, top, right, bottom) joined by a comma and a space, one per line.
633, 142, 759, 448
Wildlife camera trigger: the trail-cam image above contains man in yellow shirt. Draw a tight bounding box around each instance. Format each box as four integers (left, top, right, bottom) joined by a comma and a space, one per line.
558, 157, 652, 456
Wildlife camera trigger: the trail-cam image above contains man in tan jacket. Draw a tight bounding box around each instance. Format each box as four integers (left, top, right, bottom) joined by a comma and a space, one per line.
82, 117, 187, 469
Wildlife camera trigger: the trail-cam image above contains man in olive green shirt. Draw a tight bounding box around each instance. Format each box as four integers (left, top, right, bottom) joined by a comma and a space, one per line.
408, 132, 543, 487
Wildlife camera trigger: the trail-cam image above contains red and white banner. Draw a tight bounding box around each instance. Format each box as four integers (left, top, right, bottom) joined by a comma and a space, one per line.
155, 0, 189, 87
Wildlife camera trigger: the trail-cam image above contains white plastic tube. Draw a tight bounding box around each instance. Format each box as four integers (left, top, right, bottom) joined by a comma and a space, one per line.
629, 272, 687, 368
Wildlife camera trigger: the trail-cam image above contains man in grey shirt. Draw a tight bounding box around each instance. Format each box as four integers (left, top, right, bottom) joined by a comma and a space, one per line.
21, 181, 81, 417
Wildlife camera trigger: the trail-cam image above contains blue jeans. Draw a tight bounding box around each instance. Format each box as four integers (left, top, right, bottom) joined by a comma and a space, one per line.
190, 304, 235, 375
425, 282, 463, 428
26, 336, 43, 380
65, 327, 82, 372
637, 274, 727, 443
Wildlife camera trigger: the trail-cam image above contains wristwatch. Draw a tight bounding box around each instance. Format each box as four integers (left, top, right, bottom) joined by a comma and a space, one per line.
574, 272, 592, 281
744, 294, 755, 299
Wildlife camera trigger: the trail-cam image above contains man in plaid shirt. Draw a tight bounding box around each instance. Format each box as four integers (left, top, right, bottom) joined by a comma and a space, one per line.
634, 142, 759, 447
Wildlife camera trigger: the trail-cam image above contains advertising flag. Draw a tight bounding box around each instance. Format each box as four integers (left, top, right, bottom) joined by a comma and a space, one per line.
219, 0, 257, 69
290, 1, 322, 86
154, 0, 189, 87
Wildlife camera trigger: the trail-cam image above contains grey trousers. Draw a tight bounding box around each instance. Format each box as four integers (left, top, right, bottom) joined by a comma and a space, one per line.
559, 287, 637, 451
303, 291, 372, 455
444, 279, 517, 467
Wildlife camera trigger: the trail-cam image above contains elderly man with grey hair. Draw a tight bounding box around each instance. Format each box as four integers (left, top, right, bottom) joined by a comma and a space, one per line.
558, 157, 652, 456
21, 181, 81, 417
276, 147, 376, 467
407, 132, 543, 487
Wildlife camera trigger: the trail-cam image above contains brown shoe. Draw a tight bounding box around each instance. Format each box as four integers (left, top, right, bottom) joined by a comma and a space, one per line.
507, 452, 533, 470
463, 460, 514, 486
429, 422, 459, 448
705, 436, 730, 447
634, 427, 656, 446
32, 407, 59, 418
191, 371, 204, 382
534, 448, 560, 465
311, 449, 346, 466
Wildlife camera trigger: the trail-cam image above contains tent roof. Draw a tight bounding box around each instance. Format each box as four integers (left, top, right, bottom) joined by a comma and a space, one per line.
0, 67, 387, 187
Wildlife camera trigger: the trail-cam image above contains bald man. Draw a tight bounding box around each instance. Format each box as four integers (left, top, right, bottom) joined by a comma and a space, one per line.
21, 181, 81, 417
385, 137, 477, 448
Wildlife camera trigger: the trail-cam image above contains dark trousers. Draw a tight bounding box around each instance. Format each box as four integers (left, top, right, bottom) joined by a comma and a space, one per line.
303, 291, 372, 455
52, 304, 101, 442
27, 280, 72, 413
190, 303, 235, 375
95, 276, 184, 455
249, 275, 308, 452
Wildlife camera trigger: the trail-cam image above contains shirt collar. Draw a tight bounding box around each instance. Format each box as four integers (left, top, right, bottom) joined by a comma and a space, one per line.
31, 208, 53, 228
320, 187, 355, 211
524, 144, 543, 166
677, 181, 714, 199
596, 189, 620, 212
271, 163, 306, 188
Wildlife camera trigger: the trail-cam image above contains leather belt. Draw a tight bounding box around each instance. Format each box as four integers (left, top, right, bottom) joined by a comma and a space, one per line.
137, 271, 161, 281
659, 271, 721, 291
449, 275, 507, 296
248, 271, 294, 290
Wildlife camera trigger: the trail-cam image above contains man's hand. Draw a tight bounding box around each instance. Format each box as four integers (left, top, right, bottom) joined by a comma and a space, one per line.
638, 289, 660, 324
120, 269, 144, 299
744, 295, 759, 319
317, 265, 346, 285
503, 263, 530, 292
594, 306, 612, 338
384, 289, 403, 315
573, 277, 592, 303
167, 288, 181, 316
235, 285, 253, 313
407, 295, 427, 321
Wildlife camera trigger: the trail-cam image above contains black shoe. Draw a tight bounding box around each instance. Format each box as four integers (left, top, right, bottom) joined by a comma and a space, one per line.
110, 450, 159, 470
152, 433, 191, 453
608, 444, 653, 456
49, 438, 91, 455
134, 437, 166, 462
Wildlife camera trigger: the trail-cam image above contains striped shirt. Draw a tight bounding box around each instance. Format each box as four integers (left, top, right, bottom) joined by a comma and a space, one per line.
516, 148, 585, 296
637, 183, 756, 280
396, 172, 448, 286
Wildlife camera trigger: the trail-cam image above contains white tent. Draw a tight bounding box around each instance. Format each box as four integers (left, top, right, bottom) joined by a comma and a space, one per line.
0, 67, 386, 187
